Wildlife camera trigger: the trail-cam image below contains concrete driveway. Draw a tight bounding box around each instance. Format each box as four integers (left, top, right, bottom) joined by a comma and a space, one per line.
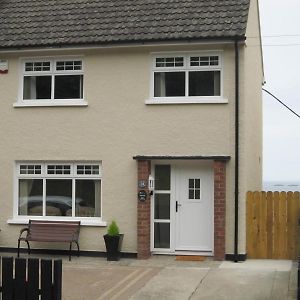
60, 256, 297, 300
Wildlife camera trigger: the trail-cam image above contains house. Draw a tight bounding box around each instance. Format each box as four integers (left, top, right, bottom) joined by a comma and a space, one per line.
0, 0, 263, 261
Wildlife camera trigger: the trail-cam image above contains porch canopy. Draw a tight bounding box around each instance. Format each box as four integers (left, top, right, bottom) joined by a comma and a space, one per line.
133, 155, 231, 161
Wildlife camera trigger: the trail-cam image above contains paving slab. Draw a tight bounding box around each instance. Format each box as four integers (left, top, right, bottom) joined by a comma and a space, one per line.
220, 259, 292, 272
63, 265, 160, 300
190, 268, 277, 300
130, 267, 209, 300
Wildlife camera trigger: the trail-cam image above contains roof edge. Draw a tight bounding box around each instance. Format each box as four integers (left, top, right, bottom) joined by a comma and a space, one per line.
0, 36, 246, 52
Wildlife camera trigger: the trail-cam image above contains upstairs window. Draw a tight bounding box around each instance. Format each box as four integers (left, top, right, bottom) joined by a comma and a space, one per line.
148, 53, 224, 104
22, 58, 84, 101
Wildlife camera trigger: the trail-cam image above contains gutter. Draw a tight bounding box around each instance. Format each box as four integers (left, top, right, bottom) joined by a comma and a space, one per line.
0, 36, 246, 53
234, 40, 240, 262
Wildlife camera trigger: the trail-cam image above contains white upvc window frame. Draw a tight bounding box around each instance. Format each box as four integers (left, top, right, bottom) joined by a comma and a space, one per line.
15, 57, 87, 107
151, 163, 175, 253
9, 161, 105, 226
146, 51, 227, 104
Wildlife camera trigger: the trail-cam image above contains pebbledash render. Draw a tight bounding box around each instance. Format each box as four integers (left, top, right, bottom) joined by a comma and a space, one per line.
0, 0, 263, 260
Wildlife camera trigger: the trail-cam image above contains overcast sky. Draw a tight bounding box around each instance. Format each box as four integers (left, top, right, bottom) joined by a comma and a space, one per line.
259, 0, 300, 182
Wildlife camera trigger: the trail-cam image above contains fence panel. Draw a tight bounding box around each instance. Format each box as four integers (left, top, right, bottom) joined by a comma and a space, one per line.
246, 191, 255, 257
0, 256, 62, 300
247, 191, 300, 259
287, 192, 297, 259
266, 191, 274, 258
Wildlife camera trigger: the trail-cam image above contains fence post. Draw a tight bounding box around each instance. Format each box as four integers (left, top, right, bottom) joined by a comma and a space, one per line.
14, 258, 26, 300
27, 258, 40, 300
53, 260, 62, 300
2, 257, 14, 300
41, 259, 53, 300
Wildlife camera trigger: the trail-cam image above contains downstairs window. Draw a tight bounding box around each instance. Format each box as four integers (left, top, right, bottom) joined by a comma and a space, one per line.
16, 162, 101, 219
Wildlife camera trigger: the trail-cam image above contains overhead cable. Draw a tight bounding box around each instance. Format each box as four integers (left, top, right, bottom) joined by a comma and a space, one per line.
262, 88, 300, 119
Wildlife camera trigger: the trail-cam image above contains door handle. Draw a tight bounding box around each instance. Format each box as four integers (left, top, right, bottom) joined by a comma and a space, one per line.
176, 201, 182, 212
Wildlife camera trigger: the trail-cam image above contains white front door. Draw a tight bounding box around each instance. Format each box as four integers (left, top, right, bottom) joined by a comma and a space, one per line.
151, 162, 214, 253
175, 164, 214, 251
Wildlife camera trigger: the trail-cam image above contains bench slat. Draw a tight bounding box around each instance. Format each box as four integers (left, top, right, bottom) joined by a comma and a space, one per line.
18, 220, 81, 261
27, 221, 80, 242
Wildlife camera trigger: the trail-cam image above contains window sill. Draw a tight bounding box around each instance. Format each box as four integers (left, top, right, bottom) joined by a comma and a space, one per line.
145, 97, 228, 105
7, 217, 107, 227
13, 100, 88, 107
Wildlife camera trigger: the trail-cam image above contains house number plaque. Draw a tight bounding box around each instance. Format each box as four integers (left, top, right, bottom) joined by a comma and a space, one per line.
138, 190, 147, 202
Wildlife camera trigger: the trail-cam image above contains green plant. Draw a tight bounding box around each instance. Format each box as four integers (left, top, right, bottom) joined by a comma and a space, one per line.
107, 220, 120, 236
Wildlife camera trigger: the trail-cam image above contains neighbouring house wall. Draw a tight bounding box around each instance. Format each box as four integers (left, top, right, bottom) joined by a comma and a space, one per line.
237, 0, 264, 255
0, 43, 238, 254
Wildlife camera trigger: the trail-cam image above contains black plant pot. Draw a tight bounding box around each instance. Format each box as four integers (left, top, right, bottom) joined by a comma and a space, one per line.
103, 234, 124, 261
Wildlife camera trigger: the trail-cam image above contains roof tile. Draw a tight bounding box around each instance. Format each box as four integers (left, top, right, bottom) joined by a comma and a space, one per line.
0, 0, 250, 49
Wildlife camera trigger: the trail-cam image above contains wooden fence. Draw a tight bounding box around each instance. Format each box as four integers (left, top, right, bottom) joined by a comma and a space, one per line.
246, 191, 300, 259
298, 258, 300, 300
0, 257, 62, 300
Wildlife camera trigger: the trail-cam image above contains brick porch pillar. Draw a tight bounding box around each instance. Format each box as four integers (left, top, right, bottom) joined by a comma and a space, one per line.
214, 160, 226, 260
137, 160, 151, 259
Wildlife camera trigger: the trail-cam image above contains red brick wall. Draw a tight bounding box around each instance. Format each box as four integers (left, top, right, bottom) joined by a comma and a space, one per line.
137, 160, 151, 259
213, 160, 226, 260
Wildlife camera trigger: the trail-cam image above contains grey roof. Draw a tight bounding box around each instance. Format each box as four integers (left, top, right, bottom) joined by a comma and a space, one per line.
0, 0, 250, 49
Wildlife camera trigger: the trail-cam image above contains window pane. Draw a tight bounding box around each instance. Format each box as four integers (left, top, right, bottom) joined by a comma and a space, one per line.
74, 180, 101, 217
155, 57, 184, 67
76, 165, 100, 175
20, 165, 41, 175
189, 71, 220, 96
19, 179, 43, 216
23, 76, 51, 99
54, 75, 83, 99
154, 223, 170, 248
195, 189, 201, 199
154, 72, 185, 97
56, 60, 82, 71
188, 178, 201, 200
47, 165, 71, 175
154, 194, 170, 219
46, 179, 72, 216
25, 61, 51, 72
155, 165, 170, 190
210, 56, 219, 66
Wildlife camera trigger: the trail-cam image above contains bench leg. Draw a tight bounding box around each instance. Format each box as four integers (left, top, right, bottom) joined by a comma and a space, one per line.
69, 242, 72, 261
17, 239, 21, 257
75, 241, 80, 257
26, 240, 30, 255
17, 240, 30, 257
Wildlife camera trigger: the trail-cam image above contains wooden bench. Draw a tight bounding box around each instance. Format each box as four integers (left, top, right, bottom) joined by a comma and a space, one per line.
18, 220, 80, 261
